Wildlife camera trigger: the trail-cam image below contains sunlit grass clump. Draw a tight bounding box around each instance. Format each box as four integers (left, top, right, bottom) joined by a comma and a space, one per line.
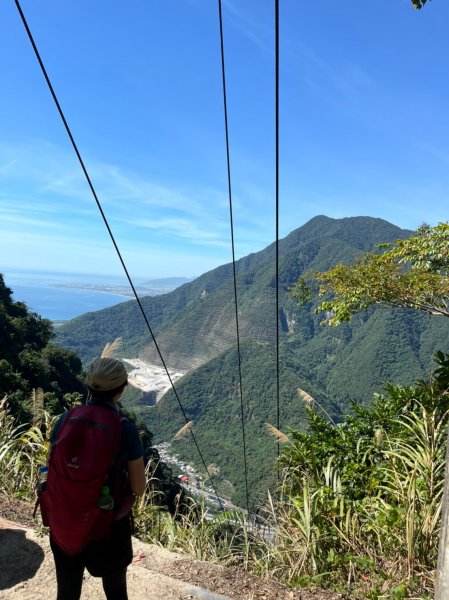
0, 395, 57, 500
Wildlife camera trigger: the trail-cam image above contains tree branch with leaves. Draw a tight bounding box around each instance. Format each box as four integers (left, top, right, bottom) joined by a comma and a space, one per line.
291, 223, 449, 325
411, 0, 431, 8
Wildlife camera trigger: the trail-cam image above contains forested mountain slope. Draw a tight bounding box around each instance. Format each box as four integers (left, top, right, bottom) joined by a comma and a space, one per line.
56, 215, 449, 407
150, 340, 334, 506
55, 215, 449, 505
56, 215, 408, 365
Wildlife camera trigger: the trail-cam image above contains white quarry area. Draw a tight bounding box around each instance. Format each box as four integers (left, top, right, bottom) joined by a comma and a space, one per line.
123, 358, 185, 402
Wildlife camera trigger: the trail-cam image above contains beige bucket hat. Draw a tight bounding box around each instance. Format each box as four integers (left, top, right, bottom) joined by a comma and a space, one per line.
85, 357, 128, 391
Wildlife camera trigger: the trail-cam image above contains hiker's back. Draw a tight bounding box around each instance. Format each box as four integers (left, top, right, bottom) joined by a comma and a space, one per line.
43, 404, 123, 555
43, 357, 146, 600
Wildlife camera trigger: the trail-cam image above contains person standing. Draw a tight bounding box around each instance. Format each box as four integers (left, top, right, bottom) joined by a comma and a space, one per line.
46, 357, 146, 600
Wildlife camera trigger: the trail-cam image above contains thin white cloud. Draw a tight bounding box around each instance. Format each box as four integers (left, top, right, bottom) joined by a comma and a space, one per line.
0, 197, 60, 215
91, 166, 206, 212
222, 0, 271, 54
0, 211, 64, 229
221, 3, 375, 110
118, 215, 230, 247
0, 227, 228, 278
0, 141, 91, 203
0, 139, 223, 219
286, 41, 375, 108
0, 137, 279, 275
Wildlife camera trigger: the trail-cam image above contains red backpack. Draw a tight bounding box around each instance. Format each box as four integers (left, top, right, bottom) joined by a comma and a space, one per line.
37, 404, 124, 555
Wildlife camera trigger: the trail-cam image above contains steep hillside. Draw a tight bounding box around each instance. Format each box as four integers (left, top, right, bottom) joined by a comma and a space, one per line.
55, 215, 449, 409
148, 340, 334, 508
53, 215, 449, 504
56, 215, 411, 371
148, 306, 445, 506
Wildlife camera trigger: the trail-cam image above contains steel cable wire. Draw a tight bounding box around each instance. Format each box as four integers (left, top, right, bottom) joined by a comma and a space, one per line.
275, 0, 281, 472
217, 0, 250, 514
14, 0, 224, 512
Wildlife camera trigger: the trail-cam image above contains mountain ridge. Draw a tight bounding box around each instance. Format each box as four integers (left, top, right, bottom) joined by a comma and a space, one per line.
55, 215, 449, 505
55, 215, 412, 370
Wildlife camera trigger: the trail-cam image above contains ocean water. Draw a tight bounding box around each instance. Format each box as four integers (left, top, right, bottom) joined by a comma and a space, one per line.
3, 270, 132, 321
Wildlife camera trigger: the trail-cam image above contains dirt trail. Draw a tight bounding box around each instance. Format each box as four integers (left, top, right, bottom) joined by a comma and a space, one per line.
0, 502, 347, 600
0, 517, 232, 600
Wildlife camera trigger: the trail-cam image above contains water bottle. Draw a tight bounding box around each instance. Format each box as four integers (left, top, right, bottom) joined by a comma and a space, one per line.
38, 466, 48, 492
97, 485, 114, 511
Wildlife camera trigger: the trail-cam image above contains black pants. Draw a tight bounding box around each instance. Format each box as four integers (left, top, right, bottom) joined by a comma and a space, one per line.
51, 555, 127, 600
50, 516, 133, 600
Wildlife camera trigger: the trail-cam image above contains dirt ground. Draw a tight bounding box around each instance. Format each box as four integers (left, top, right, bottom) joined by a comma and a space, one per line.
0, 497, 347, 600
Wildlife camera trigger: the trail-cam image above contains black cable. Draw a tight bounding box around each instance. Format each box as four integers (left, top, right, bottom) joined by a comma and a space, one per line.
217, 0, 250, 513
275, 0, 281, 469
14, 0, 224, 512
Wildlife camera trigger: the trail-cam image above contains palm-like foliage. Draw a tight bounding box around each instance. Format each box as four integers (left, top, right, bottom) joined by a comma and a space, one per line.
0, 397, 57, 499
380, 405, 446, 569
277, 355, 449, 596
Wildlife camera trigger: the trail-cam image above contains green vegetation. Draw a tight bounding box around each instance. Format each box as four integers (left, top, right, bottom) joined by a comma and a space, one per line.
292, 223, 449, 325
0, 397, 56, 499
56, 218, 449, 411
149, 340, 334, 508
55, 217, 449, 505
2, 356, 444, 597
55, 216, 413, 371
0, 274, 181, 511
0, 274, 84, 420
2, 212, 447, 597
278, 353, 448, 596
138, 353, 449, 597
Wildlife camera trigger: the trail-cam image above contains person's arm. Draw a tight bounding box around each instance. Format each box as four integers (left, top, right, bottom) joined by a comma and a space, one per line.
127, 457, 146, 496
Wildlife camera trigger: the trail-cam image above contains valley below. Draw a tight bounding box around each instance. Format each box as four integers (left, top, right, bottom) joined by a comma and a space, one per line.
55, 215, 449, 508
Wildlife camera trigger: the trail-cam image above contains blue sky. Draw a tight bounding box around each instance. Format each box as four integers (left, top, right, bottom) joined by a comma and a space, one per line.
1, 0, 448, 278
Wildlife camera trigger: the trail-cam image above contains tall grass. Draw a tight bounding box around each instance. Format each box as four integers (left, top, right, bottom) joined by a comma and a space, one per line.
274, 397, 446, 598
133, 458, 256, 567
132, 395, 442, 598
0, 392, 444, 599
0, 396, 55, 499
378, 405, 446, 584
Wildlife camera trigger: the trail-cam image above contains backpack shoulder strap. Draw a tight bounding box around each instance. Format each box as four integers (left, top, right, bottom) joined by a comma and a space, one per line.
50, 410, 70, 446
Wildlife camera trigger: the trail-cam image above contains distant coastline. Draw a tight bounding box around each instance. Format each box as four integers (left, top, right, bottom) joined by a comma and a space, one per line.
9, 282, 129, 321
2, 270, 194, 322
